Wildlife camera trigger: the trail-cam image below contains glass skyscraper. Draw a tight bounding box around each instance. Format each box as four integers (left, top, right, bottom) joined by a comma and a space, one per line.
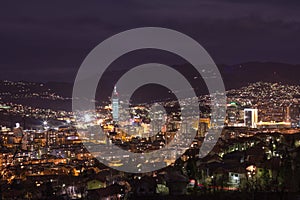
112, 86, 119, 122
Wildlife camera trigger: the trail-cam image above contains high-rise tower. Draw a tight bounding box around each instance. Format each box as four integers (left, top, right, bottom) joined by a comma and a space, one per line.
112, 86, 119, 122
244, 108, 258, 128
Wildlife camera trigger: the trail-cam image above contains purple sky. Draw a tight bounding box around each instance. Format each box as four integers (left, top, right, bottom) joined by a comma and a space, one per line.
1, 0, 300, 82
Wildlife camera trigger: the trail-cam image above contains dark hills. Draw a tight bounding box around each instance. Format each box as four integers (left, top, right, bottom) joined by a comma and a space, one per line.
1, 62, 300, 111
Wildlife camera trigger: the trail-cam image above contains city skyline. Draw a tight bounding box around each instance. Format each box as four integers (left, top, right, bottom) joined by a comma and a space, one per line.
1, 79, 300, 199
1, 1, 300, 199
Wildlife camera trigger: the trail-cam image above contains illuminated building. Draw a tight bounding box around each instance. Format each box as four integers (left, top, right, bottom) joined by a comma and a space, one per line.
244, 108, 258, 128
288, 104, 300, 128
112, 86, 119, 122
283, 106, 290, 122
198, 118, 210, 137
256, 121, 291, 129
226, 102, 240, 125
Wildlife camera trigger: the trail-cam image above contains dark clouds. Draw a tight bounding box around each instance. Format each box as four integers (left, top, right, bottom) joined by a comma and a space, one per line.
0, 0, 300, 82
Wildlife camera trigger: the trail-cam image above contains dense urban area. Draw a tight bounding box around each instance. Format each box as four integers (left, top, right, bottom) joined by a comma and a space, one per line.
0, 80, 300, 199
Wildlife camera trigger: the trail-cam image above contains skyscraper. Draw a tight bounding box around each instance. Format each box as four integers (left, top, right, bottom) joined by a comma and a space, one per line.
226, 102, 241, 125
288, 104, 300, 127
244, 108, 258, 128
112, 86, 119, 122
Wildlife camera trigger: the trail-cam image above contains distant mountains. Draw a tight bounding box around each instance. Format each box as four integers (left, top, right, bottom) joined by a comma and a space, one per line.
219, 62, 300, 89
0, 62, 300, 111
0, 81, 72, 111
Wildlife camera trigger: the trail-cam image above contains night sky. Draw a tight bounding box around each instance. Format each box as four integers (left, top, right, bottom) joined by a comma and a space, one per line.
1, 0, 300, 82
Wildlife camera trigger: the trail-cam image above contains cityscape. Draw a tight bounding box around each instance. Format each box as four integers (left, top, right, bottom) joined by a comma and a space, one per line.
0, 80, 300, 199
2, 0, 300, 199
